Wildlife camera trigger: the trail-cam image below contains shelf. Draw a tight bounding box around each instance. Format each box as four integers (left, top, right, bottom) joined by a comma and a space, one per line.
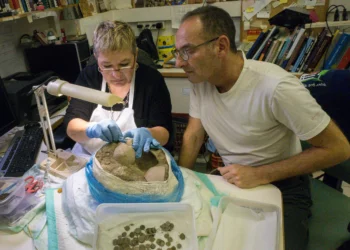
0, 1, 241, 23
158, 68, 187, 78
0, 4, 78, 23
113, 1, 241, 22
305, 20, 350, 29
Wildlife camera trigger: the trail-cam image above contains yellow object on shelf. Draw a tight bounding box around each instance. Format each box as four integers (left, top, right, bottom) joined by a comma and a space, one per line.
158, 47, 174, 62
157, 35, 175, 47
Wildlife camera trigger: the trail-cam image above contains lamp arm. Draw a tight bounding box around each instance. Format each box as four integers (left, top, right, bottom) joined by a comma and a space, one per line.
33, 85, 57, 155
32, 78, 124, 155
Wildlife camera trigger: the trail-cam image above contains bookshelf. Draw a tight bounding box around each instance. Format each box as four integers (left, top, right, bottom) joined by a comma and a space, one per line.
240, 0, 330, 42
0, 4, 79, 23
245, 21, 350, 74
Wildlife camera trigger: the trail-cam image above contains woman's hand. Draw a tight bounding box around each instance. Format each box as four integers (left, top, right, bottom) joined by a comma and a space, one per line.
123, 128, 160, 158
86, 119, 125, 143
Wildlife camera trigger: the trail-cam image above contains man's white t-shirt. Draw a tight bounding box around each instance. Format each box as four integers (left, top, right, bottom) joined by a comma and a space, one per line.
189, 52, 330, 167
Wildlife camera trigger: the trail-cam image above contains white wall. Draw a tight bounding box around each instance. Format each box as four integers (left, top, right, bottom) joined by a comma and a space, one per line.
0, 18, 52, 78
164, 77, 191, 113
330, 0, 350, 9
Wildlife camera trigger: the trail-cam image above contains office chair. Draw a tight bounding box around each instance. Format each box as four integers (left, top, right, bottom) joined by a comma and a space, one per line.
301, 70, 350, 250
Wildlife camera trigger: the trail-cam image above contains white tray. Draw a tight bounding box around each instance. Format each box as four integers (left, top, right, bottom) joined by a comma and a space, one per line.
94, 203, 198, 250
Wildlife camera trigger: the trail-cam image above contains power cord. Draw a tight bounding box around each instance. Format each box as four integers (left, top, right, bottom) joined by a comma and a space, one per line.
321, 4, 348, 69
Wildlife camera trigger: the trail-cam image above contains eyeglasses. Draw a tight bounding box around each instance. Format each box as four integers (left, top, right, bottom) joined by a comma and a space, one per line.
172, 37, 219, 61
98, 56, 137, 76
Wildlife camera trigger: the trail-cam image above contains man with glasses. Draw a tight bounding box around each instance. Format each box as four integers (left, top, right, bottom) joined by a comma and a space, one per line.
175, 6, 350, 250
64, 21, 173, 157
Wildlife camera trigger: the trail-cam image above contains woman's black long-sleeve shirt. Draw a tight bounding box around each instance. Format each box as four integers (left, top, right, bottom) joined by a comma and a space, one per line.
64, 62, 174, 151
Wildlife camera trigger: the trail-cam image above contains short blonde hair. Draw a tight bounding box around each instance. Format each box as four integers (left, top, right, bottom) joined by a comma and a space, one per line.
93, 21, 137, 56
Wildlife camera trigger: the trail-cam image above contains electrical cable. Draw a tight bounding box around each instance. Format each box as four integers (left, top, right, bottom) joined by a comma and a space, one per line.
26, 76, 59, 97
321, 4, 349, 69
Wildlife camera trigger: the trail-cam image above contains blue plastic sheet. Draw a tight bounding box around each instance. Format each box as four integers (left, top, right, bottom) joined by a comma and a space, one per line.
85, 148, 184, 203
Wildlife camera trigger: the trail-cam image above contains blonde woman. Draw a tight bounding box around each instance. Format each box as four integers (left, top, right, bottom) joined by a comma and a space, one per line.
64, 21, 173, 157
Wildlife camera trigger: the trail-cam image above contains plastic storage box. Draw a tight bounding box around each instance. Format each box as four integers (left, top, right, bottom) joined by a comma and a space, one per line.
0, 177, 25, 215
94, 203, 198, 250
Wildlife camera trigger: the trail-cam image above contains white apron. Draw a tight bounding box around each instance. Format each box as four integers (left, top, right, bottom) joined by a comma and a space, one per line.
72, 72, 137, 155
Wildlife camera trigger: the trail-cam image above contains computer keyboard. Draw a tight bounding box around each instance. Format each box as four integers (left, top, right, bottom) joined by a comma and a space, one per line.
0, 123, 43, 177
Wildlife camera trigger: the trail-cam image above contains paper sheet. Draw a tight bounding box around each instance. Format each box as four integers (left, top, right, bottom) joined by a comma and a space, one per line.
242, 0, 255, 12
243, 0, 273, 21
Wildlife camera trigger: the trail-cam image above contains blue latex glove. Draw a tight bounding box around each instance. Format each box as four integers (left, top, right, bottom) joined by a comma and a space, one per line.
86, 119, 125, 143
123, 127, 161, 158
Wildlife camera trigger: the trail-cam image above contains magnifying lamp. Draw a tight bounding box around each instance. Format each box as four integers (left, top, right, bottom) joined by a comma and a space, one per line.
32, 78, 124, 180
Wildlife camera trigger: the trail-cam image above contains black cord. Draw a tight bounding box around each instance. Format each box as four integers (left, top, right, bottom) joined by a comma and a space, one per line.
321, 5, 340, 69
326, 5, 339, 36
26, 76, 59, 96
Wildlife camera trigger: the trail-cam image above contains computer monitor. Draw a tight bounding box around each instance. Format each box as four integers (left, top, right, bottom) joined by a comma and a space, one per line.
0, 77, 17, 137
24, 40, 90, 83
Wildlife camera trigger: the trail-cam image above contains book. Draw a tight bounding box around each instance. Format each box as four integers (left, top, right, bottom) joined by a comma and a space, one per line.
275, 37, 291, 65
298, 36, 317, 73
322, 30, 341, 62
283, 28, 306, 67
302, 28, 327, 72
276, 27, 299, 66
288, 35, 307, 72
252, 26, 279, 60
307, 33, 333, 72
258, 38, 274, 61
286, 33, 307, 71
272, 38, 286, 64
292, 36, 313, 72
324, 33, 350, 69
265, 40, 280, 62
246, 31, 267, 59
337, 47, 350, 69
280, 27, 302, 68
313, 30, 343, 71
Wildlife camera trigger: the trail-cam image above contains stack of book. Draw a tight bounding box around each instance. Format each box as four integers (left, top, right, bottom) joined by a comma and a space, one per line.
246, 26, 350, 73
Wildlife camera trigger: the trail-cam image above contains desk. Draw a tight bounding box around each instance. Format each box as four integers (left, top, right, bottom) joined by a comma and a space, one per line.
158, 68, 187, 78
0, 163, 284, 250
0, 105, 284, 249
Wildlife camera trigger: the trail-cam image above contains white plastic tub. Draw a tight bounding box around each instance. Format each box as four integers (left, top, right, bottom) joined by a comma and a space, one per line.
94, 203, 198, 250
0, 177, 25, 215
205, 196, 281, 250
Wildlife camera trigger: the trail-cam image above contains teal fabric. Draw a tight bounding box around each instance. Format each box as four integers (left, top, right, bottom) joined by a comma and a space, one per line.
45, 188, 59, 250
194, 172, 225, 207
307, 178, 350, 250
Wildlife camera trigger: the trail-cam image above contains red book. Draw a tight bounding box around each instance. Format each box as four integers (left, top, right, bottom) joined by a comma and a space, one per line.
337, 47, 350, 69
12, 0, 20, 10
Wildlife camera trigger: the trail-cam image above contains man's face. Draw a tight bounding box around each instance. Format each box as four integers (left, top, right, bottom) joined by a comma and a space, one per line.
175, 17, 217, 83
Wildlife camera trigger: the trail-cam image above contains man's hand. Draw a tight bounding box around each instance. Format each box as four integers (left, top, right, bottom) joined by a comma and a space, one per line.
123, 127, 160, 158
86, 119, 125, 143
218, 164, 264, 189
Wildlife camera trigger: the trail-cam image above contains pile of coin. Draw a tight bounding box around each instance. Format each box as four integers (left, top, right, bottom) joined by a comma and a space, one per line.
111, 221, 187, 250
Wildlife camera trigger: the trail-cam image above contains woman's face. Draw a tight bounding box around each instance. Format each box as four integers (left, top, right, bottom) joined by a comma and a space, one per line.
97, 50, 136, 85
